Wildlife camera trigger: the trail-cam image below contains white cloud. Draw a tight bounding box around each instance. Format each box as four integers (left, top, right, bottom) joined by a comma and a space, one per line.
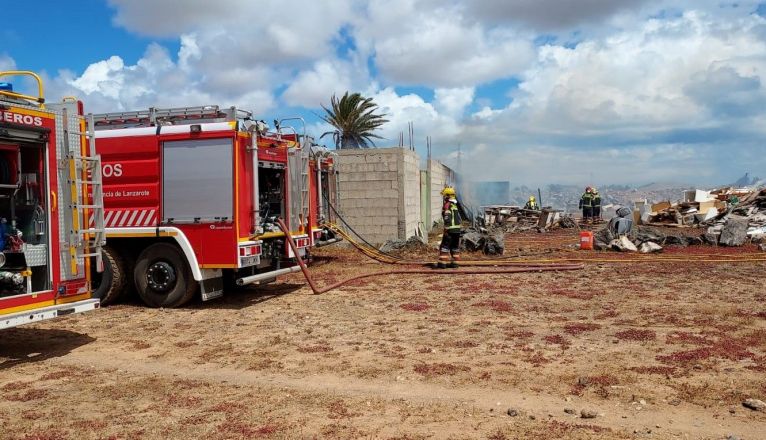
368, 87, 463, 147
359, 2, 536, 87
434, 87, 475, 117
52, 44, 275, 114
282, 59, 369, 108
465, 0, 656, 30
70, 55, 127, 97
486, 11, 766, 135
107, 0, 249, 36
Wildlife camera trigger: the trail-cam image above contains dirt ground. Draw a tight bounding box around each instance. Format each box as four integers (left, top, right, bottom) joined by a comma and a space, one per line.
2, 229, 766, 439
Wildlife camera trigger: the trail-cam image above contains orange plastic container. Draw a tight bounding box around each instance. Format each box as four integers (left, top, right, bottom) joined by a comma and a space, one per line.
579, 231, 594, 250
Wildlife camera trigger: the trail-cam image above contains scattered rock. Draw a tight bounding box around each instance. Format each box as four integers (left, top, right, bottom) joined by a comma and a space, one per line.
462, 231, 484, 251
727, 435, 741, 440
593, 228, 615, 250
462, 228, 505, 255
379, 236, 428, 254
639, 399, 647, 406
720, 219, 749, 247
507, 408, 519, 417
559, 216, 577, 229
529, 414, 536, 420
703, 233, 719, 245
639, 242, 663, 253
564, 408, 576, 415
379, 239, 405, 254
484, 231, 505, 255
759, 243, 766, 252
634, 227, 666, 244
580, 409, 598, 419
729, 407, 737, 415
742, 398, 766, 411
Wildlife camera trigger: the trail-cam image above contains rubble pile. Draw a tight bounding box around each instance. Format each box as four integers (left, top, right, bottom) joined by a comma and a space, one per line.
481, 206, 574, 233
379, 236, 430, 254
705, 188, 766, 245
635, 186, 766, 247
642, 188, 749, 227
594, 226, 703, 253
462, 227, 505, 255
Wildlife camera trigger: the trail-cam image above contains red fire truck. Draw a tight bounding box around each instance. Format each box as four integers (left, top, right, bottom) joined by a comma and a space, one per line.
91, 106, 339, 308
0, 71, 104, 329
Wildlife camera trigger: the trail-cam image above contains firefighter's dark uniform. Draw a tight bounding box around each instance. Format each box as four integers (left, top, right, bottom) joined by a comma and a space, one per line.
592, 192, 602, 221
579, 192, 594, 223
438, 198, 462, 268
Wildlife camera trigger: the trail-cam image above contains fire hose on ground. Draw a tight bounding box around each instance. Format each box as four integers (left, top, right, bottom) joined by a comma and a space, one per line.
276, 218, 584, 295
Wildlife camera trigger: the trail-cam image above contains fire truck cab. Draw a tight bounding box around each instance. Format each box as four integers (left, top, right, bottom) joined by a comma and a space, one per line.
91, 106, 338, 307
0, 71, 104, 329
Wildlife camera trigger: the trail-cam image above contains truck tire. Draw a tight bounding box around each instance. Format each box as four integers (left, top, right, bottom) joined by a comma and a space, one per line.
91, 246, 127, 306
134, 243, 197, 308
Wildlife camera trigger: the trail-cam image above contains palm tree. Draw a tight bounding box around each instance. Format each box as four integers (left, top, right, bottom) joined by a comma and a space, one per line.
320, 92, 389, 149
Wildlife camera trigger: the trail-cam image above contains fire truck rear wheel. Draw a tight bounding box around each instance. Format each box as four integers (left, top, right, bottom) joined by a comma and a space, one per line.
134, 243, 197, 308
91, 246, 128, 306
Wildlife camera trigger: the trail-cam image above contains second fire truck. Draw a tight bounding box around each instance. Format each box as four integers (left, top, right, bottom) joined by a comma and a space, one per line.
91, 105, 339, 308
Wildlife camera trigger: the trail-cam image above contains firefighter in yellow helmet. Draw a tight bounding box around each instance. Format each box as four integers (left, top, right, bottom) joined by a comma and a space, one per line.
437, 186, 463, 269
524, 195, 539, 210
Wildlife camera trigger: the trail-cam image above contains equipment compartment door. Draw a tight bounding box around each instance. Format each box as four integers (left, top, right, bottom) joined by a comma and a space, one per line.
162, 138, 234, 223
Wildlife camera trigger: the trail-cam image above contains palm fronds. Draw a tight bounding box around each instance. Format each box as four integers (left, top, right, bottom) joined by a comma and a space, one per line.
320, 92, 388, 149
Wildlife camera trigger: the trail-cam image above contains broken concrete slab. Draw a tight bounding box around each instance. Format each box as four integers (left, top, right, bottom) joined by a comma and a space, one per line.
462, 231, 485, 252
594, 228, 615, 251
484, 231, 505, 255
720, 219, 749, 247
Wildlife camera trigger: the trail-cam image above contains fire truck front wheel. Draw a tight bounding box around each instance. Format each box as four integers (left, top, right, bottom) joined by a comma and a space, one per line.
134, 243, 197, 308
91, 246, 128, 306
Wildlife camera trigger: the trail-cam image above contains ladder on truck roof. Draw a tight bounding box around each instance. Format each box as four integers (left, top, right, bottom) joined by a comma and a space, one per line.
61, 108, 106, 277
92, 105, 253, 129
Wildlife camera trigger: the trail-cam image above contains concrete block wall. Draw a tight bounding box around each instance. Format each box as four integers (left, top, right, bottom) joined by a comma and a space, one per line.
400, 149, 422, 239
429, 160, 455, 228
336, 148, 422, 244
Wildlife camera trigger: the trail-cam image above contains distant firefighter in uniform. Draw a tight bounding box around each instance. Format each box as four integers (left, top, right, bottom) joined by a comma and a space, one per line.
524, 195, 539, 210
437, 186, 463, 269
579, 187, 594, 224
591, 188, 602, 222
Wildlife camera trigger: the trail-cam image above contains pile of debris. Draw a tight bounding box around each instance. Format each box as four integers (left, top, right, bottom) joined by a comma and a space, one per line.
635, 186, 766, 247
705, 188, 766, 245
461, 227, 505, 255
379, 236, 430, 255
641, 188, 745, 228
594, 226, 703, 253
481, 206, 574, 233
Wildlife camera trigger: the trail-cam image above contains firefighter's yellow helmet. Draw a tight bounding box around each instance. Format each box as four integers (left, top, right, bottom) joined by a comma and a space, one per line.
441, 186, 456, 197
529, 195, 536, 202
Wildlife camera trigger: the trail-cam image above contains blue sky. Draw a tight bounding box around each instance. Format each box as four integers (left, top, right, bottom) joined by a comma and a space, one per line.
1, 1, 156, 73
2, 0, 766, 187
